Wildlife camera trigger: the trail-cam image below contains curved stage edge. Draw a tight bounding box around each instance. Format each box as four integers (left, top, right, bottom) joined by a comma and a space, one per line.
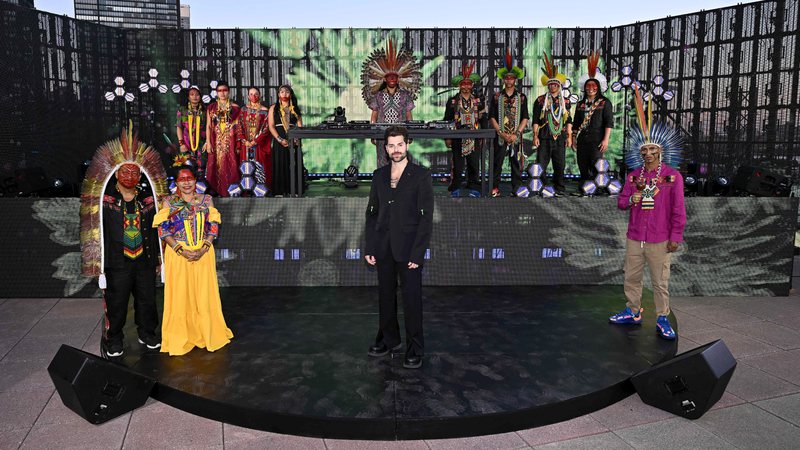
120, 285, 678, 440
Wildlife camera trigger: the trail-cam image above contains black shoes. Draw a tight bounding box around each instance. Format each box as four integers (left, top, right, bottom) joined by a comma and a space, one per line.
138, 336, 161, 350
403, 355, 422, 369
101, 340, 123, 358
368, 343, 423, 369
368, 342, 402, 357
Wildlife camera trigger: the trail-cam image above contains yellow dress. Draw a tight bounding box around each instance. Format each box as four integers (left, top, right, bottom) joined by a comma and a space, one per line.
153, 194, 233, 356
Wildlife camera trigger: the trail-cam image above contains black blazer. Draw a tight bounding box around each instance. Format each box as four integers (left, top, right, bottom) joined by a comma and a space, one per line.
102, 184, 161, 270
365, 162, 434, 265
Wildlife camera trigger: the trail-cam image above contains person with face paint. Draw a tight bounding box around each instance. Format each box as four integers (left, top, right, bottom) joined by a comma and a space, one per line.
532, 53, 573, 196
362, 39, 422, 168
572, 52, 613, 191
268, 84, 303, 196
609, 84, 686, 341
100, 162, 162, 358
444, 61, 485, 197
204, 81, 243, 197
153, 165, 233, 355
175, 86, 207, 179
239, 86, 272, 190
489, 49, 529, 197
364, 126, 433, 369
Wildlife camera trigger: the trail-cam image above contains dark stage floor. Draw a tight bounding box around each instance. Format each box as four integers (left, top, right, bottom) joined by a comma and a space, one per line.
116, 285, 677, 440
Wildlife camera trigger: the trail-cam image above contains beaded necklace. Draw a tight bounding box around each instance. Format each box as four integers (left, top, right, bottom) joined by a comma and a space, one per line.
639, 160, 662, 211
187, 102, 203, 152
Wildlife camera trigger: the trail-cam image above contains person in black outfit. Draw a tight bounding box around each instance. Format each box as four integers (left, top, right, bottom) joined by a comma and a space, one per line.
268, 84, 304, 196
532, 83, 573, 195
572, 53, 613, 189
488, 72, 529, 197
101, 163, 161, 358
364, 126, 434, 369
444, 62, 485, 197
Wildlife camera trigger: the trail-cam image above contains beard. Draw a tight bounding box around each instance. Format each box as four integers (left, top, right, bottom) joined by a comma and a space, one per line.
391, 152, 407, 162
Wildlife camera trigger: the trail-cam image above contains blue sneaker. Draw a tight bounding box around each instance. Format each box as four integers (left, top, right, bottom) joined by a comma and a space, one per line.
609, 307, 643, 324
467, 189, 481, 198
656, 315, 676, 340
450, 188, 461, 198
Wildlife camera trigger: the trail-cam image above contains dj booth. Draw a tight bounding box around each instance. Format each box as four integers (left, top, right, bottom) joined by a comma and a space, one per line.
288, 125, 497, 197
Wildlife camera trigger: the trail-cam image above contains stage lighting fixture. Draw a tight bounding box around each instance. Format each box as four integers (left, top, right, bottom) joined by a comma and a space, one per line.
114, 87, 125, 97
621, 76, 632, 87
169, 180, 176, 194
124, 93, 135, 102
209, 81, 219, 99
582, 181, 597, 196
662, 90, 675, 101
515, 186, 530, 198
684, 174, 701, 197
594, 159, 610, 173
148, 68, 158, 78
148, 79, 159, 88
158, 85, 168, 94
607, 179, 623, 195
104, 92, 115, 101
344, 164, 358, 188
253, 184, 269, 197
653, 86, 664, 96
594, 173, 610, 188
202, 95, 212, 104
528, 178, 543, 194
562, 78, 571, 89
541, 186, 556, 198
621, 66, 633, 76
227, 184, 242, 197
643, 91, 652, 101
709, 176, 731, 196
180, 80, 191, 89
611, 81, 622, 92
240, 161, 255, 176
562, 88, 571, 98
171, 85, 181, 93
195, 181, 207, 194
114, 76, 125, 86
652, 75, 664, 85
240, 176, 255, 191
527, 163, 544, 178
180, 69, 190, 79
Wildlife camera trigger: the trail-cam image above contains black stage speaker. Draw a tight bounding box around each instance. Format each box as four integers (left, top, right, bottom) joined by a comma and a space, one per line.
48, 345, 155, 424
732, 165, 791, 197
631, 340, 736, 420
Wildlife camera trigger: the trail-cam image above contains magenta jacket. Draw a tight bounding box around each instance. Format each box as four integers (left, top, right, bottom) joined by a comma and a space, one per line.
618, 164, 687, 243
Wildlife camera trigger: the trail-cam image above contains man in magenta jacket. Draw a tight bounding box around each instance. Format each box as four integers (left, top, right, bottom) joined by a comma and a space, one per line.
609, 141, 686, 340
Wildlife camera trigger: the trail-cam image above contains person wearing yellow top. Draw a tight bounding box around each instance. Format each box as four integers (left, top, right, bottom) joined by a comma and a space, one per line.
153, 165, 232, 356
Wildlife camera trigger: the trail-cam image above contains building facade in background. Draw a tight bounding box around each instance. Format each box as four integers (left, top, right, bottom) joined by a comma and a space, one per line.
74, 0, 180, 29
179, 3, 189, 28
1, 0, 35, 7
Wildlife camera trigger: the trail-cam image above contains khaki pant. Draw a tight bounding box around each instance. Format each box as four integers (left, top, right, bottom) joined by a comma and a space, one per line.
624, 239, 672, 316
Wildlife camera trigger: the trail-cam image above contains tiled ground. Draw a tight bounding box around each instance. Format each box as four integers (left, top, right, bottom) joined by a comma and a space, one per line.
1, 294, 800, 449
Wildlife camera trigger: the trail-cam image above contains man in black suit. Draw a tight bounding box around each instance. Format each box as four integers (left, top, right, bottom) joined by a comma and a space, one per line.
364, 126, 434, 369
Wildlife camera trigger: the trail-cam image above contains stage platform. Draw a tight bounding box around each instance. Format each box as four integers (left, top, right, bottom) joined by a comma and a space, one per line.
113, 285, 677, 440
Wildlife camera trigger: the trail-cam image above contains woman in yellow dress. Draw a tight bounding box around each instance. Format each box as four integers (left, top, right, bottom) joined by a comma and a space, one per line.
153, 165, 233, 356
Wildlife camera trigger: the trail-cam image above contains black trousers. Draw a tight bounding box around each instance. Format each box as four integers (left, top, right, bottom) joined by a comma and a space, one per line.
103, 258, 158, 346
450, 139, 482, 192
375, 258, 424, 357
577, 137, 602, 182
537, 136, 567, 192
492, 142, 523, 191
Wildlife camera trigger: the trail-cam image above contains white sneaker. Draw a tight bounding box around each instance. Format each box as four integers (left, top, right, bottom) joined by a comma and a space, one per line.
138, 338, 161, 350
